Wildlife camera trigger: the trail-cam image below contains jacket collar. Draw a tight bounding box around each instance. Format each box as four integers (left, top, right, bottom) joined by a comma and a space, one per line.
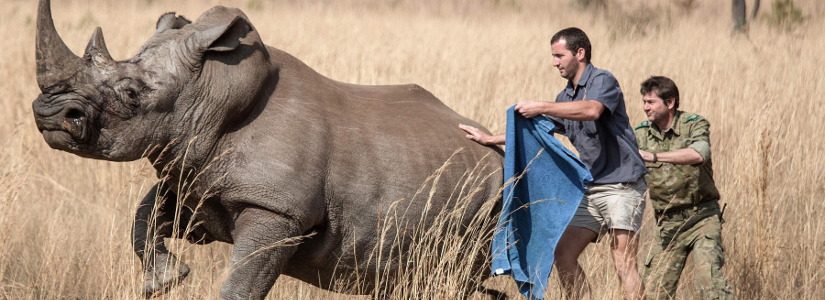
651, 110, 682, 139
565, 64, 595, 97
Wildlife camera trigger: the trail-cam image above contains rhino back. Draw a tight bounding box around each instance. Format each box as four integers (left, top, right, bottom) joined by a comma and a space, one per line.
227, 46, 500, 209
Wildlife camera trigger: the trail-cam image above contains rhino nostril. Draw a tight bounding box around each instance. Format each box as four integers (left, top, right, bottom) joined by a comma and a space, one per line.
65, 108, 85, 120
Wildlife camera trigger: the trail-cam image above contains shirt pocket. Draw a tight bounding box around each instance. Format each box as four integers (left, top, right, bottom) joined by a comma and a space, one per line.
581, 120, 599, 136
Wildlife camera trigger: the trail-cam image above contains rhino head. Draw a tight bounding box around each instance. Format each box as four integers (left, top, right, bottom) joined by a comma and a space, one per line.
32, 0, 269, 162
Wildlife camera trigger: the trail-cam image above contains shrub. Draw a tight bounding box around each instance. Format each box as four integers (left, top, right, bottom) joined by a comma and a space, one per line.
765, 0, 805, 32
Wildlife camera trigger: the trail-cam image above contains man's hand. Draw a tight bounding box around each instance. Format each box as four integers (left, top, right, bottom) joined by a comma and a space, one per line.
639, 150, 655, 162
458, 124, 505, 145
515, 100, 550, 118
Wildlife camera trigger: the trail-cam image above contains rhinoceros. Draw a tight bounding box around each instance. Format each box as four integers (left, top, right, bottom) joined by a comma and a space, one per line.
32, 0, 503, 298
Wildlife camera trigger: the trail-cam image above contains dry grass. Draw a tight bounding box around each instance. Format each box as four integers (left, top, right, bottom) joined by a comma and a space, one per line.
1, 0, 824, 299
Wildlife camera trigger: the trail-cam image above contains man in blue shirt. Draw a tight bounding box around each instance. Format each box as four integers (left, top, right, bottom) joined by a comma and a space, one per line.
460, 27, 647, 299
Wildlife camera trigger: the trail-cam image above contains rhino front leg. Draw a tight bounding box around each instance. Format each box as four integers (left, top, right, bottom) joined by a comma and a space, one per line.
132, 183, 191, 298
221, 207, 303, 300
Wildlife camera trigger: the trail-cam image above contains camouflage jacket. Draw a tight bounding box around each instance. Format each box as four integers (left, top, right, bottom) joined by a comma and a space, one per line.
634, 111, 720, 214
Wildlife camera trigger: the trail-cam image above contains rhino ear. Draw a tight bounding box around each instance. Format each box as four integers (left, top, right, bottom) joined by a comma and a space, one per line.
192, 15, 252, 53
156, 12, 191, 33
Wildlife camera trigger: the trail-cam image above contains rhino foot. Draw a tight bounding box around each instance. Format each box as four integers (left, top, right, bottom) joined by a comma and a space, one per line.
143, 253, 190, 298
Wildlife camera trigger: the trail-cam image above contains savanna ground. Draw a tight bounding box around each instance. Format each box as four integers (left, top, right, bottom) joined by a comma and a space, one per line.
1, 0, 824, 299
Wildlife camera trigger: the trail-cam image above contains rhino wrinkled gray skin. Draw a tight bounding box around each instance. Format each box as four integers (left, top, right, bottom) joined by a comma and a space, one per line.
32, 0, 503, 298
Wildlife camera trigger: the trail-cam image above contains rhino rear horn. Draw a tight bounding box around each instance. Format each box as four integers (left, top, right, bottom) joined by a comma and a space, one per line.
84, 27, 114, 64
36, 0, 84, 90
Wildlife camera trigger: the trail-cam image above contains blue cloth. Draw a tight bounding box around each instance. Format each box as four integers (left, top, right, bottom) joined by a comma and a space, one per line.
491, 107, 593, 299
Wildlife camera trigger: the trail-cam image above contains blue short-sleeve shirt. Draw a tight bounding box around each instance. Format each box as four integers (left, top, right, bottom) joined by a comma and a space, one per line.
553, 64, 646, 184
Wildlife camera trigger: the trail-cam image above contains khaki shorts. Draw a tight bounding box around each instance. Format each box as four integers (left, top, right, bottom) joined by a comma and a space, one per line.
569, 178, 646, 238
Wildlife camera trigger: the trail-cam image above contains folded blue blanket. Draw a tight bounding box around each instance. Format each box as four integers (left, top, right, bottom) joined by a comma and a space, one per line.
491, 107, 593, 299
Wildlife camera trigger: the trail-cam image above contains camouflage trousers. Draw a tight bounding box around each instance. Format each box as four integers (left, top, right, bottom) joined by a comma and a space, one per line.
643, 211, 734, 300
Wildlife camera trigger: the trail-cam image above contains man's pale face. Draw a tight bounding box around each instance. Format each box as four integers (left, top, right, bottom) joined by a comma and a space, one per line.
642, 91, 672, 124
551, 40, 579, 81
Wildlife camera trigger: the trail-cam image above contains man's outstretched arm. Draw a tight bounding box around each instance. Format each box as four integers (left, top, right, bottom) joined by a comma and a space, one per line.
639, 118, 711, 166
639, 149, 704, 165
514, 100, 604, 121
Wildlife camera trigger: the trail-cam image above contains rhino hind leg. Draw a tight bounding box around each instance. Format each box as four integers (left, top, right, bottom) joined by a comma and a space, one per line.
132, 183, 192, 298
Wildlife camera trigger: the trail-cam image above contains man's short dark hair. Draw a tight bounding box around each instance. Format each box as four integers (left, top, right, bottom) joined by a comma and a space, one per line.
551, 27, 592, 63
640, 76, 680, 109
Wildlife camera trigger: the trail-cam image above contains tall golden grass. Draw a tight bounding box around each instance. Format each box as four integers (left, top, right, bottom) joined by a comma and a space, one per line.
1, 0, 824, 299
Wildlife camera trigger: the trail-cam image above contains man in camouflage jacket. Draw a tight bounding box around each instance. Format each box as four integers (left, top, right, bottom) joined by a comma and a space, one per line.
634, 76, 733, 300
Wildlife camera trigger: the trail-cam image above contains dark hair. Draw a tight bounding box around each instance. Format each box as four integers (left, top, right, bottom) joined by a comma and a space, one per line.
551, 27, 592, 63
640, 76, 680, 109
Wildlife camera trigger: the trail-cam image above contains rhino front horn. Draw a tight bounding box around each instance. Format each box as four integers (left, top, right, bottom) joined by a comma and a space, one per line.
84, 27, 114, 64
36, 0, 84, 91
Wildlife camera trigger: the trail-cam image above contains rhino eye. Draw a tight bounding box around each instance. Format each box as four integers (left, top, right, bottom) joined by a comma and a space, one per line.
115, 86, 140, 108
114, 78, 148, 108
124, 88, 137, 99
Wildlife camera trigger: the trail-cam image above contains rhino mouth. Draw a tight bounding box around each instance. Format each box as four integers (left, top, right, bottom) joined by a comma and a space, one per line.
40, 129, 78, 151
34, 101, 92, 150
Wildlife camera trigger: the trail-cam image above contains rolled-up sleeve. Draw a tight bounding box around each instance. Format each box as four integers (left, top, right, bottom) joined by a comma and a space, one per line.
585, 73, 622, 115
687, 119, 712, 162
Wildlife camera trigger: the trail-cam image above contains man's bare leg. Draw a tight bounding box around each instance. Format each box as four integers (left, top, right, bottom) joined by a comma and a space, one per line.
610, 229, 643, 300
555, 226, 598, 300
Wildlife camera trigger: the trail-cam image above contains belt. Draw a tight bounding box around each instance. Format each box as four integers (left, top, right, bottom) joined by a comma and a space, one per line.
587, 178, 645, 189
656, 200, 720, 222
